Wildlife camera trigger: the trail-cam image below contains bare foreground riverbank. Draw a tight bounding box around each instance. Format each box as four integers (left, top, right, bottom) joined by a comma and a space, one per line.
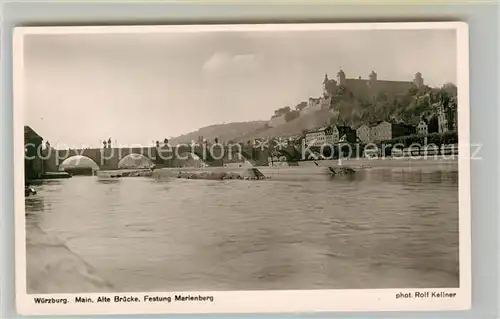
25, 158, 459, 293
25, 219, 114, 293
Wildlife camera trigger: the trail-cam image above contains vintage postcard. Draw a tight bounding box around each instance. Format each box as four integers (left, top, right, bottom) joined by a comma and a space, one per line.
14, 22, 471, 315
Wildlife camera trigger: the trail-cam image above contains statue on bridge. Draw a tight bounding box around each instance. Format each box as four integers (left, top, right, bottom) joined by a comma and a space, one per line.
102, 139, 113, 149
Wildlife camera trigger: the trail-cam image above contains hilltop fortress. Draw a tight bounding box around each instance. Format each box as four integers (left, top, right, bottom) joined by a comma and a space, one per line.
268, 69, 425, 127
323, 69, 424, 101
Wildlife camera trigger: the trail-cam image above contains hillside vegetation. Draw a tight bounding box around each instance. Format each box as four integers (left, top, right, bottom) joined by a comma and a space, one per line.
169, 83, 458, 145
169, 121, 267, 145
239, 108, 338, 141
331, 82, 458, 127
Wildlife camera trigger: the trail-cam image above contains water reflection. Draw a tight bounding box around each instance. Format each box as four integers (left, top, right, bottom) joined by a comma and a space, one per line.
26, 196, 44, 212
29, 179, 63, 186
25, 196, 45, 225
362, 168, 459, 185
26, 164, 459, 293
96, 179, 121, 185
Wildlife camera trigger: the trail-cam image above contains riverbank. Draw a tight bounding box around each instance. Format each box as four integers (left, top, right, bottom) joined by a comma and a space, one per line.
94, 158, 458, 182
26, 220, 114, 294
258, 157, 459, 181
293, 157, 459, 169
96, 169, 153, 178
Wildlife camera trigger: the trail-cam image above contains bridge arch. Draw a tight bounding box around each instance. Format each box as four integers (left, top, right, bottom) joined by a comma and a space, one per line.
118, 153, 154, 169
59, 155, 99, 175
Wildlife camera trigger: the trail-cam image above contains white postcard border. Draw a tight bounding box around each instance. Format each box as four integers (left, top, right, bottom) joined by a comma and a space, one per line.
13, 21, 471, 316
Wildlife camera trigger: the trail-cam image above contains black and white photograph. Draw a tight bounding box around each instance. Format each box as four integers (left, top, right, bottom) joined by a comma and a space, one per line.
14, 22, 471, 315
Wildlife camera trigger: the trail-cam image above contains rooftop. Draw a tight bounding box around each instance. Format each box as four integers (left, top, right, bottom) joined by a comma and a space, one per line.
24, 126, 43, 140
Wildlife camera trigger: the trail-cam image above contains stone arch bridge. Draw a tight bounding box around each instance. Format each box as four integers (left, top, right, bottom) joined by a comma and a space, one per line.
42, 144, 303, 172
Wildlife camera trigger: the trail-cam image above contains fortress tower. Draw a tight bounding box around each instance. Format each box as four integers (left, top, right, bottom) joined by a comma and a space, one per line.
413, 72, 424, 88
337, 69, 346, 86
323, 73, 337, 97
323, 73, 329, 96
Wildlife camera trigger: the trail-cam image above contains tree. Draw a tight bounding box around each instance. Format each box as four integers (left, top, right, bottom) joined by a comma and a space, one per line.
447, 97, 458, 131
388, 85, 440, 124
284, 110, 300, 122
336, 100, 354, 122
328, 116, 337, 125
295, 101, 307, 111
441, 82, 457, 97
337, 114, 347, 126
336, 85, 347, 96
274, 106, 292, 117
345, 109, 359, 126
428, 115, 439, 134
376, 91, 388, 102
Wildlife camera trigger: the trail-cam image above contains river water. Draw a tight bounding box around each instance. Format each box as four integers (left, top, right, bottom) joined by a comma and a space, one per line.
25, 160, 460, 294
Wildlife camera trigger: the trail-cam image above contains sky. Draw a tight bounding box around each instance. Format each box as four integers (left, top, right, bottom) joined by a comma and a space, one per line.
23, 27, 457, 148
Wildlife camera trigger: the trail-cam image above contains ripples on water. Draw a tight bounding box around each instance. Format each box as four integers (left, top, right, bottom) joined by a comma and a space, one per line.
25, 164, 459, 293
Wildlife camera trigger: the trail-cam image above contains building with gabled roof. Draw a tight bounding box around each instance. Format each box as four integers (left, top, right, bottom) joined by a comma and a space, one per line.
24, 126, 45, 180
